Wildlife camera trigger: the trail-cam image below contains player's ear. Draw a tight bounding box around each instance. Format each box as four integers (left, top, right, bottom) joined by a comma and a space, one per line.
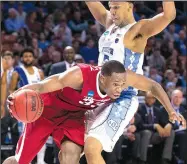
100, 74, 106, 84
128, 2, 133, 11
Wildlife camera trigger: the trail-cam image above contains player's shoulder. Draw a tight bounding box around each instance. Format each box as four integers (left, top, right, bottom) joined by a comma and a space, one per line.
135, 19, 150, 28
77, 64, 101, 72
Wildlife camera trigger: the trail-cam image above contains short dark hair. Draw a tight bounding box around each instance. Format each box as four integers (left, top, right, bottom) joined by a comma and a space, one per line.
20, 47, 34, 57
2, 51, 13, 58
101, 60, 126, 76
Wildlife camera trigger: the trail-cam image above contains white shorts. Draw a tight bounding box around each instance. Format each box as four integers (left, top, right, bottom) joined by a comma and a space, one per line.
86, 96, 139, 152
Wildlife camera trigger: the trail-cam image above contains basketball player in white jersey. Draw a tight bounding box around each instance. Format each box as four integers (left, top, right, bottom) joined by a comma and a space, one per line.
9, 48, 46, 164
84, 1, 177, 163
9, 48, 44, 93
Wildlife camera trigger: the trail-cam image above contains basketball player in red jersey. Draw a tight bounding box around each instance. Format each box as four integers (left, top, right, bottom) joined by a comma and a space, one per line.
4, 61, 185, 164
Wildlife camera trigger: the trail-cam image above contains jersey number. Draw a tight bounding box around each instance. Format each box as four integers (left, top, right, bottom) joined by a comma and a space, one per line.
103, 54, 109, 63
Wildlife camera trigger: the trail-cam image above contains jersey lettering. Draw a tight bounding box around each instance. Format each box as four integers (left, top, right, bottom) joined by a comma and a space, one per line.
107, 119, 119, 131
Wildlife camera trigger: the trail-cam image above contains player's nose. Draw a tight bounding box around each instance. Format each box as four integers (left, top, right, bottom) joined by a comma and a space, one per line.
116, 87, 122, 94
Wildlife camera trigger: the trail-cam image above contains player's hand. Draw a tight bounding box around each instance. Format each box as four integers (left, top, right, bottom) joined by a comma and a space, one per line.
6, 94, 15, 117
7, 88, 23, 109
7, 94, 15, 107
169, 112, 186, 128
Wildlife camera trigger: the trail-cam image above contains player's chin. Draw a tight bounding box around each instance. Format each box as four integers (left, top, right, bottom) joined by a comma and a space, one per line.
111, 94, 120, 100
113, 20, 120, 26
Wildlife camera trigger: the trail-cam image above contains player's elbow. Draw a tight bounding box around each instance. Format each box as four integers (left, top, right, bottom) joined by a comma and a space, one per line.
164, 10, 176, 21
169, 12, 176, 21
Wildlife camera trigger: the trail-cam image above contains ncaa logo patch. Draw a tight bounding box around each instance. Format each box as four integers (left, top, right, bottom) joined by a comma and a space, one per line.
104, 31, 109, 36
115, 38, 119, 43
88, 91, 94, 97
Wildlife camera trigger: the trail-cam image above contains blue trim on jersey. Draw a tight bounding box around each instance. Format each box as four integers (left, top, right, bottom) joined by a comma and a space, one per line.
122, 48, 141, 96
115, 90, 136, 103
124, 48, 141, 72
14, 66, 29, 87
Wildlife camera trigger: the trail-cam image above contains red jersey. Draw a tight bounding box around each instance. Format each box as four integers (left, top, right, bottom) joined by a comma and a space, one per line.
15, 64, 111, 164
41, 64, 110, 121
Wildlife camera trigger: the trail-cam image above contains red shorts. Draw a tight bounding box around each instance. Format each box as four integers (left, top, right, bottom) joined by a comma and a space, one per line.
15, 92, 85, 164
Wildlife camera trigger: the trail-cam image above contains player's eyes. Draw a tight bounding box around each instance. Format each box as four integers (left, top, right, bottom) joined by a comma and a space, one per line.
113, 83, 119, 87
109, 6, 119, 10
114, 6, 119, 10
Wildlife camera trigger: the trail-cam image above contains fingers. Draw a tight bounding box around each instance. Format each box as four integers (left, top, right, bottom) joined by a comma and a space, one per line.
169, 112, 182, 124
169, 112, 186, 129
7, 99, 14, 105
6, 95, 15, 111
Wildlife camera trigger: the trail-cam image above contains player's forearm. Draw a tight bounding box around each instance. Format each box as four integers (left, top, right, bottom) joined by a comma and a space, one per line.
20, 75, 63, 94
150, 82, 175, 114
21, 83, 45, 93
163, 2, 176, 20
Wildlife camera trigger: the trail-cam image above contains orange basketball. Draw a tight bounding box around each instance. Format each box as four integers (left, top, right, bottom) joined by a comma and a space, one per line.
10, 89, 44, 123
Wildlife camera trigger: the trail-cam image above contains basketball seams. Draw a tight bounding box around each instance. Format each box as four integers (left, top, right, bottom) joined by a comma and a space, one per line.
31, 92, 40, 122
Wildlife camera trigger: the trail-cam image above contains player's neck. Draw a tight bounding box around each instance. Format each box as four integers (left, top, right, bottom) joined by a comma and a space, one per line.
24, 65, 33, 70
119, 16, 135, 28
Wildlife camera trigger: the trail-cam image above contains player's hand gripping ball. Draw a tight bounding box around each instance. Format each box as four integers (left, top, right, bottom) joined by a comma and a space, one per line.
7, 89, 44, 123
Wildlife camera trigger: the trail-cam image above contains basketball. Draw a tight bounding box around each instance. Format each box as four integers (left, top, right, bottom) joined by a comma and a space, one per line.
10, 89, 44, 123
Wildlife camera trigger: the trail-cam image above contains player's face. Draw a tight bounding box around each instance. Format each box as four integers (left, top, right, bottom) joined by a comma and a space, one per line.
22, 52, 34, 67
109, 2, 133, 27
103, 72, 127, 100
3, 56, 14, 69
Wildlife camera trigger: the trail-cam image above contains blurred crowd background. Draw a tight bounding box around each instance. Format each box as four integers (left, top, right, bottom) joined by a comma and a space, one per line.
1, 1, 186, 164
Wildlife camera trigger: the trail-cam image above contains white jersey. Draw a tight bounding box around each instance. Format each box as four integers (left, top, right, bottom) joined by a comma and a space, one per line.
20, 65, 41, 84
98, 23, 144, 95
15, 65, 41, 88
86, 23, 145, 153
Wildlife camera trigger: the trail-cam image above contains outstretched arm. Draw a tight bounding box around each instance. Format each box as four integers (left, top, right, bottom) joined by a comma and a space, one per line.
18, 66, 83, 94
126, 70, 185, 126
85, 2, 112, 28
140, 2, 176, 38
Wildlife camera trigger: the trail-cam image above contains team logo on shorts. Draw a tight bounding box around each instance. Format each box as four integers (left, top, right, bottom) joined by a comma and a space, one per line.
107, 119, 119, 131
88, 91, 94, 97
